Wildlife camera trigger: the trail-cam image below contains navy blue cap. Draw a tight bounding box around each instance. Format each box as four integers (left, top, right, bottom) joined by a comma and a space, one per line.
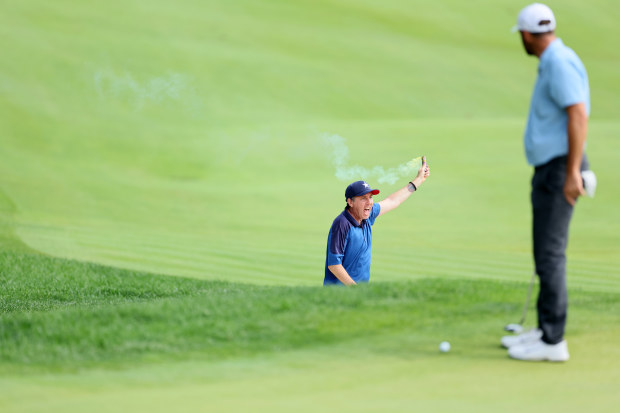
345, 181, 380, 199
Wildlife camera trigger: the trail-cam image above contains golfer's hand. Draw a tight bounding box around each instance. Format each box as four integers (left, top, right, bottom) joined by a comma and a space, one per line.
414, 156, 430, 186
563, 171, 585, 206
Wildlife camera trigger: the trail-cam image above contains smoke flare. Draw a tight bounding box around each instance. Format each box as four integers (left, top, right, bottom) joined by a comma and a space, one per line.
321, 133, 422, 184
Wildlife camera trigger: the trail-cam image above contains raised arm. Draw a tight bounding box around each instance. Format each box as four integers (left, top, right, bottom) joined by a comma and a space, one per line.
378, 156, 430, 217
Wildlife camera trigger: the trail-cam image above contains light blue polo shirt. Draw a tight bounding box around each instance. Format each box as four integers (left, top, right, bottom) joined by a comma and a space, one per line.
524, 38, 590, 167
324, 203, 381, 286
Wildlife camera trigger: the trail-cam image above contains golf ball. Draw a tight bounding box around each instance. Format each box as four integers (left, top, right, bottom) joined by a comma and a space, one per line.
439, 341, 451, 352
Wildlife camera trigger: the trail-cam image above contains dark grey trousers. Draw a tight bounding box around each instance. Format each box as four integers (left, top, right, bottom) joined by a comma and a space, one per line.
531, 154, 588, 345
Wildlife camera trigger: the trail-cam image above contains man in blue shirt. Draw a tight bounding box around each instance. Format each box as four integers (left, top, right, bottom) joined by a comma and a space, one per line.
502, 3, 595, 362
324, 158, 430, 286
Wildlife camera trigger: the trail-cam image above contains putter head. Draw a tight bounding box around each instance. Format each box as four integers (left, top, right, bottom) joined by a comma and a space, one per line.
504, 323, 523, 334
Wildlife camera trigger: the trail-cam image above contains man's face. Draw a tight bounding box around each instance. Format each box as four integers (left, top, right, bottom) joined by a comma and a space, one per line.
347, 193, 374, 223
520, 31, 535, 56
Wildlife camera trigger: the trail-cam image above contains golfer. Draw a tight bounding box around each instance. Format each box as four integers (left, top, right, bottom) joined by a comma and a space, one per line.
323, 157, 430, 286
502, 3, 594, 362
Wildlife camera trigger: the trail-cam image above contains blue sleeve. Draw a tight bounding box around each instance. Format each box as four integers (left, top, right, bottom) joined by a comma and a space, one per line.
327, 219, 348, 266
368, 203, 381, 225
549, 59, 587, 108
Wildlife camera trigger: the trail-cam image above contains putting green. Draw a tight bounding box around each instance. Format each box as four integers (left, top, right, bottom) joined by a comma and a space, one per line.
2, 327, 620, 413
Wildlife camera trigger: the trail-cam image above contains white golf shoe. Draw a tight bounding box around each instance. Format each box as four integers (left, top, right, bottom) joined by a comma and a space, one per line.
582, 170, 597, 198
501, 328, 542, 349
508, 339, 570, 362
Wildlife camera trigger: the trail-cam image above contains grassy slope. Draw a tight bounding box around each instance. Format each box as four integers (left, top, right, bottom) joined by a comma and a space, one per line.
1, 253, 619, 412
0, 252, 520, 370
1, 0, 618, 287
1, 0, 620, 412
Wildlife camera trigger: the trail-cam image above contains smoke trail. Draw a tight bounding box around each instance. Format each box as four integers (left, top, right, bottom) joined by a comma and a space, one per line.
321, 133, 422, 185
93, 68, 202, 114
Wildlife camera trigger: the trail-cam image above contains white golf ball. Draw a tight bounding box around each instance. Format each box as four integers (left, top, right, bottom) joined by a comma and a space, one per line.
439, 341, 451, 352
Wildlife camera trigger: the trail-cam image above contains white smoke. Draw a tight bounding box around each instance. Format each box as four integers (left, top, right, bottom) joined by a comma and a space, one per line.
94, 69, 201, 113
321, 133, 422, 185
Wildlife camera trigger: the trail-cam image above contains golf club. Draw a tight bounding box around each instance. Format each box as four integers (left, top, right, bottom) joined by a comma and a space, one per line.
504, 271, 537, 334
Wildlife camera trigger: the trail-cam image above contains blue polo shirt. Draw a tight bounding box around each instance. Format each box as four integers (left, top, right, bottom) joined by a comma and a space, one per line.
324, 203, 381, 286
524, 38, 590, 167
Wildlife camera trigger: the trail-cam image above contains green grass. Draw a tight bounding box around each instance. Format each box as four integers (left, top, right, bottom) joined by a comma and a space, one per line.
0, 251, 527, 370
1, 0, 619, 286
1, 252, 620, 411
1, 0, 620, 411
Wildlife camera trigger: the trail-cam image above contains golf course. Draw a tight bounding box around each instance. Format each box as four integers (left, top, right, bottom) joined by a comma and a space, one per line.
1, 0, 619, 411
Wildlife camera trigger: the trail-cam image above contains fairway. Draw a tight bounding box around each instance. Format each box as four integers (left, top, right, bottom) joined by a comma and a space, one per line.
1, 0, 620, 412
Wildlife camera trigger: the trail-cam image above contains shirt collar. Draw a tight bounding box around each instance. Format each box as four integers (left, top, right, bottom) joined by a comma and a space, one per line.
343, 208, 363, 228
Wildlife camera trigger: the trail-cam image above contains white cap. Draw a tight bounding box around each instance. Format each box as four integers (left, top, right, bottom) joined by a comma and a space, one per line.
512, 3, 556, 33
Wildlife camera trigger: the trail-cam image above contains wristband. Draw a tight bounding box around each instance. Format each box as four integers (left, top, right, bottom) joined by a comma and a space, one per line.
408, 181, 417, 192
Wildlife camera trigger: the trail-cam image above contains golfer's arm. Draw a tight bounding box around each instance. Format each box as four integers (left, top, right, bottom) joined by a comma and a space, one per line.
566, 102, 588, 176
327, 264, 357, 286
378, 177, 423, 216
